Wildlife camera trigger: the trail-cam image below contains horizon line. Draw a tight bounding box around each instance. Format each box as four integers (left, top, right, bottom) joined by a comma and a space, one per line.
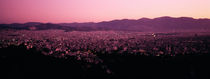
1, 16, 210, 24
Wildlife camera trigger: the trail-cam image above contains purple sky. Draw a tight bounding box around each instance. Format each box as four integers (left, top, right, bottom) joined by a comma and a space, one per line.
0, 0, 210, 23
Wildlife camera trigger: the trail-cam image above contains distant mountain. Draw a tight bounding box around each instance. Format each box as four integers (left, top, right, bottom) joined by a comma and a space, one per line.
94, 16, 210, 32
1, 16, 210, 32
24, 22, 43, 26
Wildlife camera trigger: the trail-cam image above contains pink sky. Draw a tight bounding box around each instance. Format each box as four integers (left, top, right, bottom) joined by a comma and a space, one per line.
0, 0, 210, 23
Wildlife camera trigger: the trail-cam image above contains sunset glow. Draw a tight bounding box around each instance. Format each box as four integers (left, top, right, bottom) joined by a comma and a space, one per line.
0, 0, 210, 23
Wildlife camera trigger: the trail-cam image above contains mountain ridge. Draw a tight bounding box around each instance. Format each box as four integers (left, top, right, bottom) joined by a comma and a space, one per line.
1, 16, 210, 32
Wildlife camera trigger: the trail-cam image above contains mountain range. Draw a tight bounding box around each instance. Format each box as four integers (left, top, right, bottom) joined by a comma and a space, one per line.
1, 16, 210, 32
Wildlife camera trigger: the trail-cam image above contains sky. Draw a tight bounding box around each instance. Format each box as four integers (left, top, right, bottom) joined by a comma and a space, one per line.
0, 0, 210, 24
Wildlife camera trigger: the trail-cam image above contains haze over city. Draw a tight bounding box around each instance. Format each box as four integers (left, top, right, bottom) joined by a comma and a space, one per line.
0, 0, 210, 24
